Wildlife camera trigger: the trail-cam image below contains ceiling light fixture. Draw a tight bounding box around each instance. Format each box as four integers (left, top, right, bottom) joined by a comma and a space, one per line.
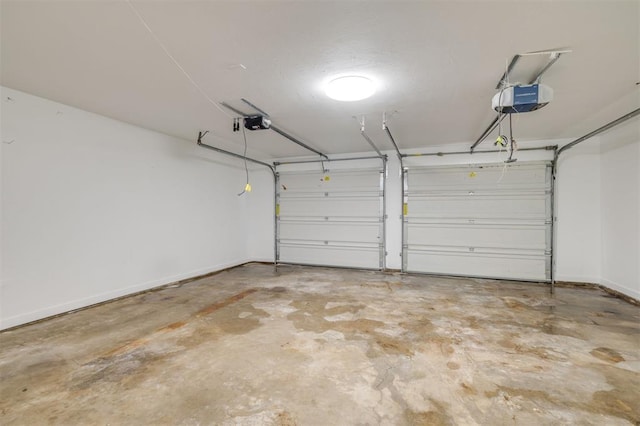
325, 76, 375, 101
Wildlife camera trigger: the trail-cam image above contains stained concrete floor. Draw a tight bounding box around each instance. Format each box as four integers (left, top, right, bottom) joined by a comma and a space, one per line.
1, 264, 639, 425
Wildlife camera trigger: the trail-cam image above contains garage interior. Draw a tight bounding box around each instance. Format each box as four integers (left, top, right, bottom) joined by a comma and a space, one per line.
1, 1, 639, 425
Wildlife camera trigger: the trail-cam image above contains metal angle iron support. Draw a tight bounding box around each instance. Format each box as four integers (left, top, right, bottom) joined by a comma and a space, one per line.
221, 100, 328, 160
473, 52, 566, 152
495, 54, 521, 89
406, 145, 556, 158
274, 155, 385, 166
557, 108, 640, 157
360, 130, 384, 158
241, 98, 270, 117
196, 131, 277, 266
470, 114, 507, 153
383, 124, 404, 165
531, 53, 563, 84
196, 131, 275, 176
358, 115, 384, 158
269, 125, 329, 160
220, 102, 247, 117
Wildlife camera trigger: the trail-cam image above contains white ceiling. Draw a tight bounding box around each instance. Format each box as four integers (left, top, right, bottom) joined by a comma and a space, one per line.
2, 1, 638, 160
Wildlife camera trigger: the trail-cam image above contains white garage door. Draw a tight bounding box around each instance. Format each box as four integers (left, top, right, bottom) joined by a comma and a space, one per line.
403, 162, 552, 281
276, 166, 385, 269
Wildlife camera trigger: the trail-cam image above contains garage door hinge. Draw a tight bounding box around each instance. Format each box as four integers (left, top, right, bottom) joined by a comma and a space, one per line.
544, 250, 552, 255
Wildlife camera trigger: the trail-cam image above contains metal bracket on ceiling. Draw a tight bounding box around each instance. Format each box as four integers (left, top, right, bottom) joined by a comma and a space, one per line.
556, 108, 640, 158
220, 100, 328, 160
357, 115, 384, 158
382, 112, 403, 165
241, 98, 270, 117
496, 49, 572, 89
220, 102, 247, 117
495, 55, 521, 89
196, 130, 275, 175
472, 49, 570, 153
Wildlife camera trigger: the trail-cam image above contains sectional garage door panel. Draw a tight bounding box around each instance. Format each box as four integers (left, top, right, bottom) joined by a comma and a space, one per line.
406, 251, 548, 281
279, 221, 380, 243
280, 198, 381, 217
404, 162, 552, 281
277, 167, 385, 269
408, 194, 548, 219
407, 221, 547, 250
278, 245, 381, 269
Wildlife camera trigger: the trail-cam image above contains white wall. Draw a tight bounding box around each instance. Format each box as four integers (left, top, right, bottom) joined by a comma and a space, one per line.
1, 87, 252, 329
554, 142, 602, 283
599, 122, 639, 299
246, 167, 276, 262
553, 117, 639, 300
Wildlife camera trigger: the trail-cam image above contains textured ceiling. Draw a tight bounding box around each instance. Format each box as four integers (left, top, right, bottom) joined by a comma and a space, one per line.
2, 1, 638, 160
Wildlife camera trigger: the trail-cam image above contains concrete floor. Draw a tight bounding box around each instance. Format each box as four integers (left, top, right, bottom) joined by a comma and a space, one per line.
1, 264, 639, 425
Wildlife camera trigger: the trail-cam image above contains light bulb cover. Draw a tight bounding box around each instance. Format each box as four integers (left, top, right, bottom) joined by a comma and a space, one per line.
325, 76, 375, 101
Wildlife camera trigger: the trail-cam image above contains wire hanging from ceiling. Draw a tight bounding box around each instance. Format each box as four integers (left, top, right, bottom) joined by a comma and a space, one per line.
125, 0, 233, 119
495, 57, 521, 166
237, 124, 251, 196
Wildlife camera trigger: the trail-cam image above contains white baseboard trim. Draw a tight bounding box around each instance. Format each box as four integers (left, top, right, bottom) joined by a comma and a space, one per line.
600, 278, 640, 301
555, 274, 600, 284
0, 258, 249, 331
249, 258, 277, 263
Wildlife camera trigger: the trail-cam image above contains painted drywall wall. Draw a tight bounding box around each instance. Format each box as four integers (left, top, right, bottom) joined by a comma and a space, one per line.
599, 122, 639, 299
1, 86, 251, 329
246, 167, 276, 263
554, 143, 602, 283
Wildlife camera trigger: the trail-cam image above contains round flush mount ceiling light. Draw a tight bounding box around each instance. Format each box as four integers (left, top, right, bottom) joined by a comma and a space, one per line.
325, 75, 375, 101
